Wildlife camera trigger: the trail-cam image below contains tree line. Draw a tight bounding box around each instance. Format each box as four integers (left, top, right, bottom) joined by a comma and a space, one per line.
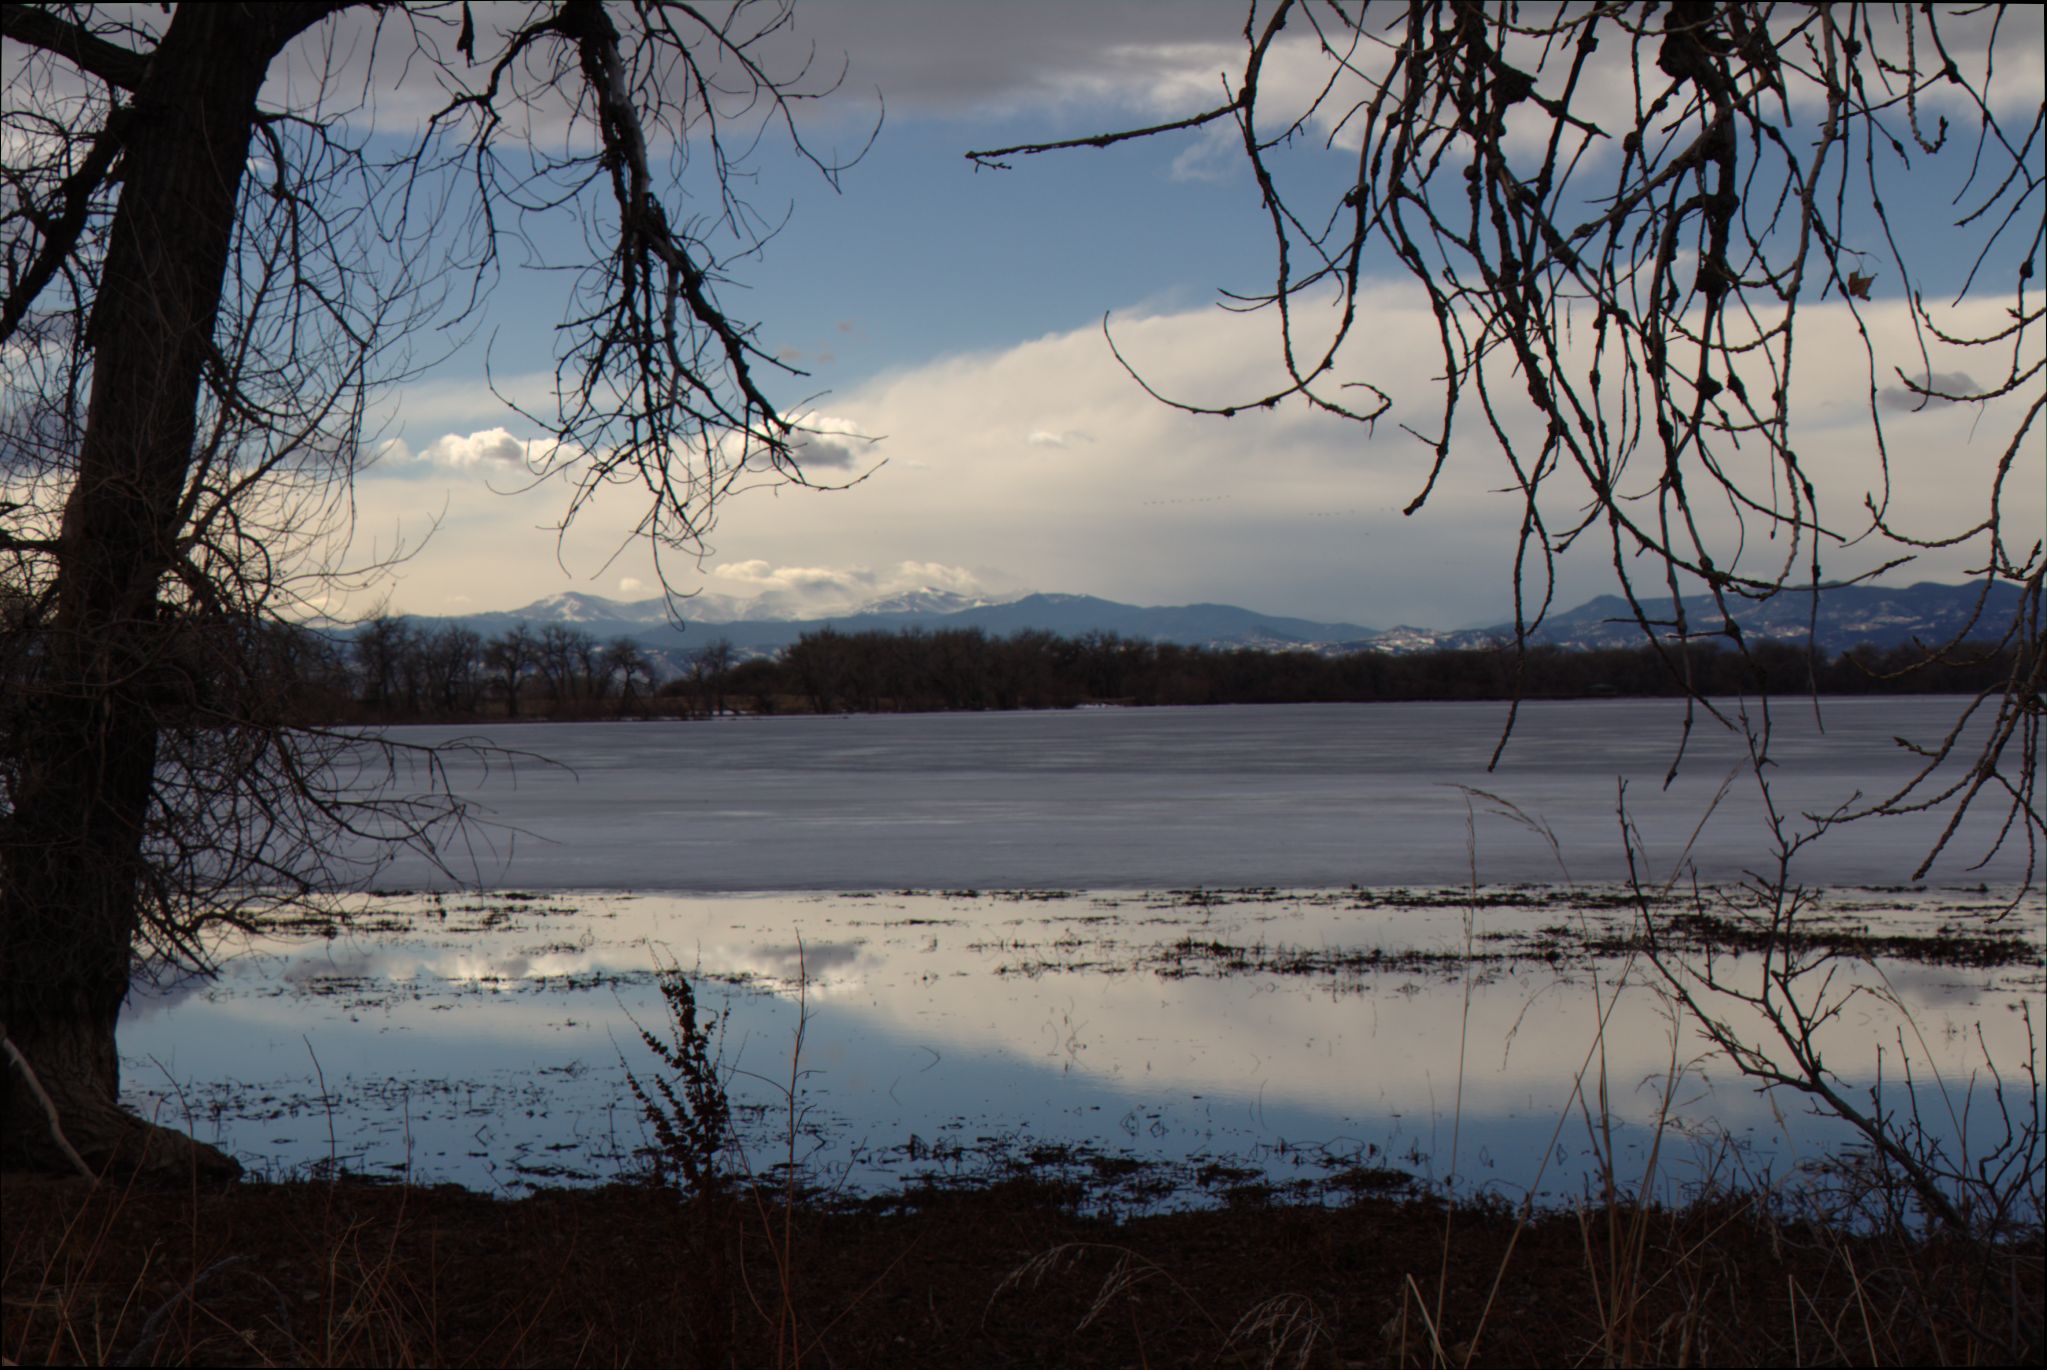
312, 619, 2023, 723
279, 618, 662, 722
735, 628, 2026, 714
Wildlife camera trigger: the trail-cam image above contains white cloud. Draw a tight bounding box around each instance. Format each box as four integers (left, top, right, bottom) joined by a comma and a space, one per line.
701, 559, 1003, 617
695, 284, 2039, 625
788, 413, 881, 471
711, 558, 774, 584
714, 560, 847, 591
356, 294, 2037, 627
423, 427, 528, 469
618, 577, 644, 595
387, 426, 571, 475
713, 559, 985, 597
1168, 121, 1245, 183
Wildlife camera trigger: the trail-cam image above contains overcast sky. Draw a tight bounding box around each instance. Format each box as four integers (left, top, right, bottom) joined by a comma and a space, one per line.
319, 2, 2044, 629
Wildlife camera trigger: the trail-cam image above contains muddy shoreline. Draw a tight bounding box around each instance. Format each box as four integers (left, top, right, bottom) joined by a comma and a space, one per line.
263, 881, 2046, 973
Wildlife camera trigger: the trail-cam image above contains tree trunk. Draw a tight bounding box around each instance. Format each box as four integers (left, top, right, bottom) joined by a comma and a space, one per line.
1, 3, 342, 1178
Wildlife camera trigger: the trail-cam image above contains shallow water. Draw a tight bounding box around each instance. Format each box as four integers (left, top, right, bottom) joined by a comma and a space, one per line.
122, 885, 2043, 1209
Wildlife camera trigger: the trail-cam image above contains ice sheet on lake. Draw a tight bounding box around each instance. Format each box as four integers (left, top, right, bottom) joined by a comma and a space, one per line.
349, 698, 2035, 891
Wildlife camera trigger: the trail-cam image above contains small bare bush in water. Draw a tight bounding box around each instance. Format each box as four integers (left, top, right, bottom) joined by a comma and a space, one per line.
1616, 733, 2044, 1362
1621, 750, 2044, 1243
624, 964, 732, 1198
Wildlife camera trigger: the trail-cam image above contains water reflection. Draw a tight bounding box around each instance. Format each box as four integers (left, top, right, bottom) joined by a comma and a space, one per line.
119, 888, 2043, 1206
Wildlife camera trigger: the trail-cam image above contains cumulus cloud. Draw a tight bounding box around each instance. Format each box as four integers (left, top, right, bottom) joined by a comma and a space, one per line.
618, 577, 645, 595
788, 413, 880, 470
1026, 429, 1093, 449
419, 427, 537, 469
365, 427, 574, 478
713, 560, 850, 591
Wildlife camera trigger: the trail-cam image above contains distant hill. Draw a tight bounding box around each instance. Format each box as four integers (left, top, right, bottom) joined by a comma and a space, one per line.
884, 593, 1375, 649
389, 579, 2021, 671
1342, 580, 2026, 656
390, 586, 1373, 670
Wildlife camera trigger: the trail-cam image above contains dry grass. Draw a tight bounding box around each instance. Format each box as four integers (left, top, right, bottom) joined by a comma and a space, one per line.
4, 1160, 2039, 1367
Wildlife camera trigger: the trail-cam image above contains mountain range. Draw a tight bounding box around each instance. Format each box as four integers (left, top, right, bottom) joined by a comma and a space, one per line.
1454, 581, 2027, 654
435, 588, 1376, 661
398, 579, 2024, 668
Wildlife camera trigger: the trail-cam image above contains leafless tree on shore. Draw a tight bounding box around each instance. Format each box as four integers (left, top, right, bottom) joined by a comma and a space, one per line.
2, 0, 866, 1174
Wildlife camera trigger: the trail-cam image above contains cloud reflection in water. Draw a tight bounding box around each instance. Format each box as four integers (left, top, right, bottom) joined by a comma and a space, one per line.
119, 888, 2043, 1203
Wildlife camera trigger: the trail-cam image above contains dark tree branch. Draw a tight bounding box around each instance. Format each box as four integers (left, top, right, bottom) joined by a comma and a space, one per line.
965, 97, 1249, 171
1, 103, 130, 347
988, 0, 2043, 881
0, 3, 152, 89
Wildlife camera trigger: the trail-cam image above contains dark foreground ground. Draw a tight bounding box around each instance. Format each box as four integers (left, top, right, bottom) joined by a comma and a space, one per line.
5, 1171, 2040, 1367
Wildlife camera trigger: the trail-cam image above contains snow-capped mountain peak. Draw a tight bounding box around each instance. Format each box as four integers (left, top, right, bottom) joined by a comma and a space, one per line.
524, 591, 659, 624
852, 587, 1024, 616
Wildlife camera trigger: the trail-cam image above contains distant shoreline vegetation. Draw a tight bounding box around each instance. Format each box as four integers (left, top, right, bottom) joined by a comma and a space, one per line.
307, 621, 2025, 724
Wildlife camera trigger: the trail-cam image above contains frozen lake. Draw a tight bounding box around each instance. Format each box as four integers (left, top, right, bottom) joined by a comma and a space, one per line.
359, 697, 2033, 890
122, 697, 2042, 1207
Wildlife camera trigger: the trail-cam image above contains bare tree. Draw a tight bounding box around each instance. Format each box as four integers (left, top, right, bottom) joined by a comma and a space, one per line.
973, 1, 2042, 876
422, 623, 485, 717
604, 634, 651, 715
574, 630, 608, 705
483, 624, 538, 719
690, 635, 736, 717
355, 616, 418, 714
536, 623, 593, 711
1, 1, 860, 1173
